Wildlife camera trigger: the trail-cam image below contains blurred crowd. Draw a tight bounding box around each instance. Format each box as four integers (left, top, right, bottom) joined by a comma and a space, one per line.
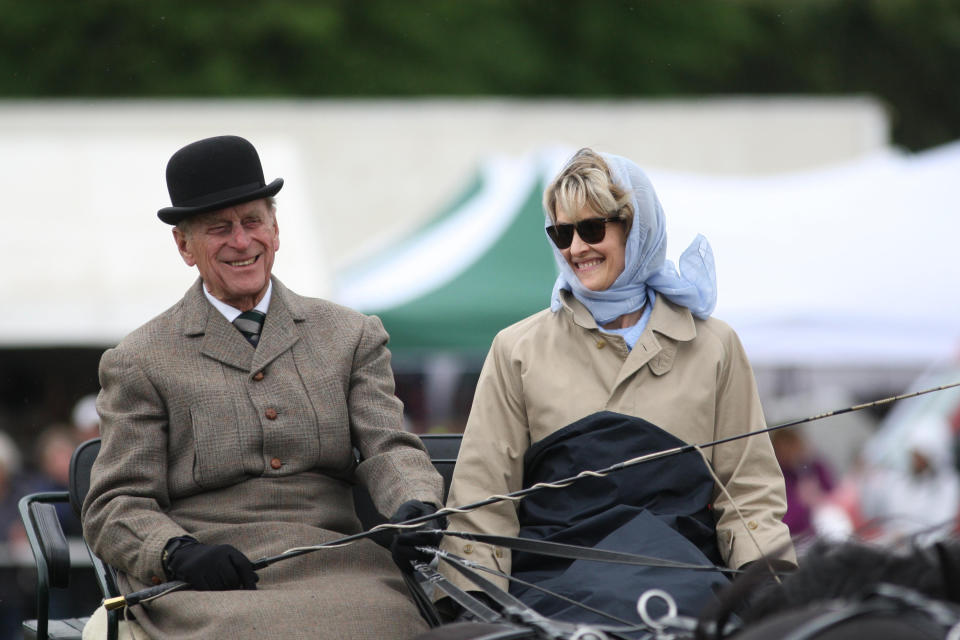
772, 379, 960, 553
0, 394, 99, 639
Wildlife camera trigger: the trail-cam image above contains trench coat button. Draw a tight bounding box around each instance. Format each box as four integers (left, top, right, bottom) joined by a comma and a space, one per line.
463, 544, 474, 554
596, 339, 606, 349
270, 457, 282, 469
747, 520, 758, 530
253, 371, 265, 381
495, 548, 504, 558
265, 408, 278, 420
151, 575, 162, 585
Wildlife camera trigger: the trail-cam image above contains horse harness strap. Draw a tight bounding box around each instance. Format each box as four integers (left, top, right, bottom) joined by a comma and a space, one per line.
435, 550, 569, 631
414, 561, 503, 624
441, 530, 736, 573
426, 548, 701, 639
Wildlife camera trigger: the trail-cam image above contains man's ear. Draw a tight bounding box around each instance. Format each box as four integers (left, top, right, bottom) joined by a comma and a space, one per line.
271, 212, 280, 252
172, 227, 196, 267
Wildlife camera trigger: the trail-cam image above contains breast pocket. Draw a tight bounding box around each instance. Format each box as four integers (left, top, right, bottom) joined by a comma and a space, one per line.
189, 398, 245, 489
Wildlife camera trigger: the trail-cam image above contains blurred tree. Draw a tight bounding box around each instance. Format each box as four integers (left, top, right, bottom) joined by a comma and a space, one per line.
0, 0, 958, 150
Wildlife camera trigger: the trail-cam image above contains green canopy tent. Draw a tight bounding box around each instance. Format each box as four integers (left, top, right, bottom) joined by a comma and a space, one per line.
333, 155, 561, 359
332, 154, 566, 431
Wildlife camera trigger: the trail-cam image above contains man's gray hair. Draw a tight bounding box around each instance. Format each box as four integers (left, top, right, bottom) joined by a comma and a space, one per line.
175, 197, 277, 236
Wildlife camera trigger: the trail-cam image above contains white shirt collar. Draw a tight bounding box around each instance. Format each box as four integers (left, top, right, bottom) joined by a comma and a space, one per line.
202, 280, 272, 323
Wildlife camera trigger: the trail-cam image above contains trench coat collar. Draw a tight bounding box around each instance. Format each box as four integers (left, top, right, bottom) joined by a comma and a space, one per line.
182, 276, 305, 373
645, 294, 697, 342
558, 290, 696, 341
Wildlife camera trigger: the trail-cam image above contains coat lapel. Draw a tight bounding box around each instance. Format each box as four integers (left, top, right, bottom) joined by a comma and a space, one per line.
181, 277, 303, 373
179, 280, 253, 372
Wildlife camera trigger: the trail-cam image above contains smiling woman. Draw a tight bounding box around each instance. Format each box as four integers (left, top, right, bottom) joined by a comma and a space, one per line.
436, 148, 796, 627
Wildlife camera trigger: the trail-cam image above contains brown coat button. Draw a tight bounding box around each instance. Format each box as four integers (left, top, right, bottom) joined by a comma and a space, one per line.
253, 371, 265, 381
596, 339, 606, 349
151, 575, 162, 585
462, 544, 474, 554
270, 458, 282, 469
265, 408, 278, 420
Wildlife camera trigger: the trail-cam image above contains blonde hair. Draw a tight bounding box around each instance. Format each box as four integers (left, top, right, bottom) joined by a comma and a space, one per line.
543, 148, 633, 236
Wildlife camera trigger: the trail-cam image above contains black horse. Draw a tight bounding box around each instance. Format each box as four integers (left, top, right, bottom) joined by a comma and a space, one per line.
697, 538, 960, 640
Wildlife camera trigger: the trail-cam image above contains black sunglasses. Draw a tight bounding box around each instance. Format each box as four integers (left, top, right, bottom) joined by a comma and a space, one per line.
546, 216, 625, 249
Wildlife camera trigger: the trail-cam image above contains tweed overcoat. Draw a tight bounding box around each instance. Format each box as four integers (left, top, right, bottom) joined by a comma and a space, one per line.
82, 277, 444, 639
440, 292, 796, 594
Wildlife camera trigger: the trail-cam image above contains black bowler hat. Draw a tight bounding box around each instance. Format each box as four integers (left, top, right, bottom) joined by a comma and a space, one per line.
157, 135, 284, 225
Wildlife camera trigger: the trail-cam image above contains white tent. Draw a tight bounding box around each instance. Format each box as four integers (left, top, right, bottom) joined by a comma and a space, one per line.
649, 141, 960, 368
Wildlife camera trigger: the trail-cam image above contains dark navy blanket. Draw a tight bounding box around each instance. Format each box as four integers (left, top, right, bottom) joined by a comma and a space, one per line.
509, 411, 729, 629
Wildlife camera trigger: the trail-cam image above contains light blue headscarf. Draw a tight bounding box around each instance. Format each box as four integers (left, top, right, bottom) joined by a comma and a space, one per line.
548, 152, 717, 326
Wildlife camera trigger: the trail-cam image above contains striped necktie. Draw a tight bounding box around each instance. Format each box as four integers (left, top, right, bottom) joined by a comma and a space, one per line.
233, 310, 266, 346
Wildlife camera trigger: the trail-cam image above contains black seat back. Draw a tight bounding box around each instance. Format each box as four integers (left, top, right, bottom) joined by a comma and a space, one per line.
18, 437, 109, 640
418, 434, 462, 502
68, 438, 100, 519
66, 438, 120, 601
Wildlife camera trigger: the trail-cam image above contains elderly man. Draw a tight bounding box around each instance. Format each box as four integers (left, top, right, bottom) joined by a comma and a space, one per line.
82, 135, 444, 639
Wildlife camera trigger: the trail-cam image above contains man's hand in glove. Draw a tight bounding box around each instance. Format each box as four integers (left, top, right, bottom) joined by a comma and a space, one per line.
388, 500, 447, 572
162, 536, 260, 590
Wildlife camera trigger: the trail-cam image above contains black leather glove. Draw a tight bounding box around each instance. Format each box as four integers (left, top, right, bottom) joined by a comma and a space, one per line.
389, 500, 447, 572
162, 536, 259, 590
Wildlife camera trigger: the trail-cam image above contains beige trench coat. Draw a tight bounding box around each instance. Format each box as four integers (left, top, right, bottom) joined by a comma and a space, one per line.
83, 278, 444, 640
440, 292, 795, 594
